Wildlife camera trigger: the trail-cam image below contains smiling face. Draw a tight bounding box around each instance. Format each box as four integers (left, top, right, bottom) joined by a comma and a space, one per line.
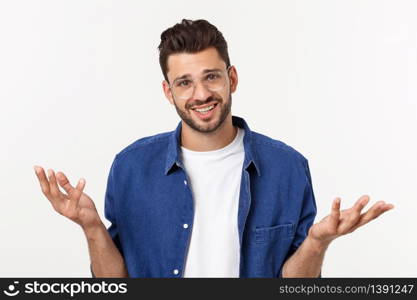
163, 47, 238, 134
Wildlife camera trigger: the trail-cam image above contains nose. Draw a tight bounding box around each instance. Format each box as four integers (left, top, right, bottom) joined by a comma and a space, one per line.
191, 80, 213, 100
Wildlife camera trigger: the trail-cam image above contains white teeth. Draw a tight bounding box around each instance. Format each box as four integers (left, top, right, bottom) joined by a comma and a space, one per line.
195, 105, 214, 113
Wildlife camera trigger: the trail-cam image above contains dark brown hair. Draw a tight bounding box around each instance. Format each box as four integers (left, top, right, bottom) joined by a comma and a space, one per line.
158, 19, 231, 82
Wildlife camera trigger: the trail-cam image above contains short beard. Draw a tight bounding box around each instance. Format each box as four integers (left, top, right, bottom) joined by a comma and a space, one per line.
174, 94, 232, 134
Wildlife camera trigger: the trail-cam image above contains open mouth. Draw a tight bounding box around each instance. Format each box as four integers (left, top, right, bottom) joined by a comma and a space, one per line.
191, 103, 218, 119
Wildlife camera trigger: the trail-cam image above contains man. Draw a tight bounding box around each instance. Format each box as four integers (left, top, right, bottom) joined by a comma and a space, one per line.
34, 19, 393, 278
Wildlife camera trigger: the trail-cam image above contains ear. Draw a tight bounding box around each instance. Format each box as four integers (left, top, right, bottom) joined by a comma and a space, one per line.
229, 66, 238, 94
162, 80, 175, 105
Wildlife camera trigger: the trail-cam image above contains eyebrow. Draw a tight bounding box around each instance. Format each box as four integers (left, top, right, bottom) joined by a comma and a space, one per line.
172, 68, 223, 83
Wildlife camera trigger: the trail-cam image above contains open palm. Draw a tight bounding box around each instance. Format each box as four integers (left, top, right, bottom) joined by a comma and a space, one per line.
308, 195, 394, 244
34, 166, 101, 229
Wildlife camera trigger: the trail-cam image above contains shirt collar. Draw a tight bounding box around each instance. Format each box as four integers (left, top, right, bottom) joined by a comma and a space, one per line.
164, 116, 261, 176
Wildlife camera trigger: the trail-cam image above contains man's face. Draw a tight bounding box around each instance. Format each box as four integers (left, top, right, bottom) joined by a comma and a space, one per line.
163, 47, 238, 133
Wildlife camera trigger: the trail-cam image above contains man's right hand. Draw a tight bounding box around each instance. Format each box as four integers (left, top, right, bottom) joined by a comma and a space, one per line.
34, 166, 102, 230
34, 165, 128, 277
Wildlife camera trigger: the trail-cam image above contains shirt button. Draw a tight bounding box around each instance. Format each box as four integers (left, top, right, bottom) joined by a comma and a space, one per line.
183, 180, 187, 186
173, 269, 179, 275
183, 223, 189, 229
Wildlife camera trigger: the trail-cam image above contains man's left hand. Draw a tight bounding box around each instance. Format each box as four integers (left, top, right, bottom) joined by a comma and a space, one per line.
308, 195, 394, 246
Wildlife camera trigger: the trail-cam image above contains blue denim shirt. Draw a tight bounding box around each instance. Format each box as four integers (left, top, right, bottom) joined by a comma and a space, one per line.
104, 116, 317, 278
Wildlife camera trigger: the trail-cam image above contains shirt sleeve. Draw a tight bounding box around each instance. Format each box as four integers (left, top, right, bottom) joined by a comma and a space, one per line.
278, 158, 319, 277
90, 157, 124, 277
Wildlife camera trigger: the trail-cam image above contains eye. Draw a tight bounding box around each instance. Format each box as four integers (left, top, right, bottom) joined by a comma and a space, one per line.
206, 73, 220, 81
176, 80, 191, 87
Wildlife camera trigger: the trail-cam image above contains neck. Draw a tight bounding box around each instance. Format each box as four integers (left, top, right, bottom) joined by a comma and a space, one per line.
181, 115, 237, 151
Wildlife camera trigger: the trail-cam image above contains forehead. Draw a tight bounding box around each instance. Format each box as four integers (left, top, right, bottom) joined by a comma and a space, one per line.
166, 47, 226, 81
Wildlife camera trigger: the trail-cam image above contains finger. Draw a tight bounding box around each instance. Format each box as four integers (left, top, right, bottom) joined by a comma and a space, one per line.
331, 198, 341, 218
329, 197, 341, 227
47, 169, 63, 200
340, 195, 371, 232
383, 203, 395, 210
340, 195, 370, 233
56, 171, 75, 194
353, 195, 370, 213
348, 201, 394, 232
363, 201, 394, 221
67, 178, 86, 211
34, 166, 50, 196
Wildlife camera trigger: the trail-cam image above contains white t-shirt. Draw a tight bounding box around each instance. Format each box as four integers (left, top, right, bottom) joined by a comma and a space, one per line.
181, 127, 245, 277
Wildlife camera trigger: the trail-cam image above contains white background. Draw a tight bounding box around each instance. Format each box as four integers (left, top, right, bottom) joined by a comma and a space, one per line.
0, 0, 416, 277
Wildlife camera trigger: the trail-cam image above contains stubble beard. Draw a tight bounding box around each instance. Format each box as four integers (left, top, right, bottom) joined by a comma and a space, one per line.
173, 94, 232, 134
